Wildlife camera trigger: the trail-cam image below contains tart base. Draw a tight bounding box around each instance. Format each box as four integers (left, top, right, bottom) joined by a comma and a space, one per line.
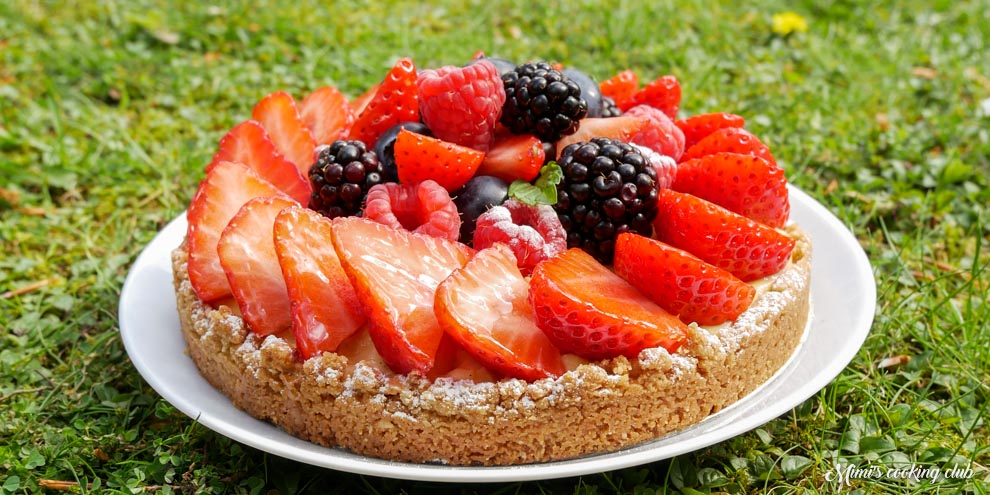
172, 227, 812, 466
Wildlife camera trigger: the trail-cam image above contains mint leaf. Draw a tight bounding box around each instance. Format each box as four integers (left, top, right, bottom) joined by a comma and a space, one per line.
508, 162, 563, 206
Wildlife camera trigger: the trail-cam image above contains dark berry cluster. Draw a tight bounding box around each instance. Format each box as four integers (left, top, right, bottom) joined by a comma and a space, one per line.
500, 62, 588, 142
553, 137, 660, 263
600, 96, 623, 118
308, 140, 384, 219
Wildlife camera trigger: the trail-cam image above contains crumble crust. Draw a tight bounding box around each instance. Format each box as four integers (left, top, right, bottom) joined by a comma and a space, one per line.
171, 227, 811, 465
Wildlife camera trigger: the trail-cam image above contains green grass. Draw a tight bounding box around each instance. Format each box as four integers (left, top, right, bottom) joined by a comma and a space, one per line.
1, 0, 988, 493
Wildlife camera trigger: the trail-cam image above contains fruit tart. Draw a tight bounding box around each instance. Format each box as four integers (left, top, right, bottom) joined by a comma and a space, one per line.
172, 53, 812, 466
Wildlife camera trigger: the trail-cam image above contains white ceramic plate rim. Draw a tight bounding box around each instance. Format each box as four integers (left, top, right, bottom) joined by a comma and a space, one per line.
119, 185, 876, 483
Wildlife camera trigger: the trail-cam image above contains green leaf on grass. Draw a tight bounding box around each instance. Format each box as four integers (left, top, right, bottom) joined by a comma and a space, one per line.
859, 435, 896, 453
697, 467, 729, 488
781, 455, 813, 479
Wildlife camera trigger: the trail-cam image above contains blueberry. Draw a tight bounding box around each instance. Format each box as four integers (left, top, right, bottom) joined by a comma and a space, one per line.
452, 175, 509, 244
467, 56, 517, 76
372, 121, 432, 182
562, 68, 603, 118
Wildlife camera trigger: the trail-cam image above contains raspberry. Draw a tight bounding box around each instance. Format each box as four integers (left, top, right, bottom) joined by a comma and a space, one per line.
362, 180, 461, 241
473, 199, 566, 276
626, 104, 686, 161
632, 144, 677, 190
417, 60, 506, 152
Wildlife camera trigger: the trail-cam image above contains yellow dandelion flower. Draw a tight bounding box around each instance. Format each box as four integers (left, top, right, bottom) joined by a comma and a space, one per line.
771, 11, 809, 35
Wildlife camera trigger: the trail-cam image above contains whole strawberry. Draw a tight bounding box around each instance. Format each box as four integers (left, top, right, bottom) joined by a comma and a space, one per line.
418, 60, 506, 152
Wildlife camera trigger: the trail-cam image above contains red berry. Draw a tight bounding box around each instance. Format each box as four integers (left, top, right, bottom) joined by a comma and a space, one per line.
217, 196, 300, 336
331, 217, 474, 374
631, 144, 677, 190
675, 112, 746, 150
186, 161, 288, 302
300, 85, 355, 145
362, 180, 461, 242
674, 152, 790, 227
472, 199, 566, 276
348, 57, 419, 147
528, 248, 689, 361
435, 244, 566, 381
599, 69, 639, 111
393, 129, 485, 191
350, 82, 380, 116
630, 74, 681, 119
614, 233, 756, 326
653, 189, 795, 282
476, 133, 544, 182
209, 120, 312, 204
625, 104, 686, 161
680, 127, 776, 166
417, 60, 506, 152
251, 91, 318, 177
273, 206, 366, 359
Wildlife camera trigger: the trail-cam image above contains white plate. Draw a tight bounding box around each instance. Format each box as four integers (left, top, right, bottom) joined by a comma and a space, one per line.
119, 186, 875, 483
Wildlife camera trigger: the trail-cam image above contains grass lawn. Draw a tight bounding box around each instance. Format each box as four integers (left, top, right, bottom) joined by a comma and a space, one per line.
1, 0, 988, 493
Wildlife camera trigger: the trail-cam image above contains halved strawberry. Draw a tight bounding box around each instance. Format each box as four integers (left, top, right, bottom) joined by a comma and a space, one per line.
599, 69, 639, 111
273, 206, 366, 359
217, 196, 299, 336
331, 216, 474, 374
653, 189, 795, 282
348, 57, 419, 147
614, 233, 755, 326
675, 112, 746, 150
251, 91, 318, 177
673, 152, 790, 227
435, 244, 565, 381
300, 85, 355, 145
630, 74, 681, 119
528, 247, 689, 361
679, 127, 776, 166
350, 82, 380, 117
186, 161, 288, 302
426, 332, 496, 382
208, 120, 311, 204
476, 133, 544, 182
554, 116, 648, 157
393, 129, 485, 191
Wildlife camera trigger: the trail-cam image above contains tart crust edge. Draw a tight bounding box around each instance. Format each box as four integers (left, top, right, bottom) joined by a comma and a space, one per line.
171, 227, 812, 466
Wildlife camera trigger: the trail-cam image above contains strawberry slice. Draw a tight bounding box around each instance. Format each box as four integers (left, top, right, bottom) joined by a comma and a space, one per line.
679, 127, 776, 166
599, 69, 639, 111
675, 112, 746, 149
217, 196, 299, 336
348, 57, 419, 147
350, 82, 380, 117
653, 189, 795, 282
208, 120, 311, 204
331, 216, 474, 374
554, 116, 648, 158
186, 161, 287, 302
251, 91, 318, 177
674, 152, 790, 227
273, 206, 366, 359
614, 233, 756, 326
630, 74, 681, 119
476, 133, 544, 182
435, 244, 566, 381
393, 129, 485, 191
528, 247, 689, 361
300, 85, 355, 145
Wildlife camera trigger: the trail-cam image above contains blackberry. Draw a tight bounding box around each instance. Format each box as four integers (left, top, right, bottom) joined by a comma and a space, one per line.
600, 96, 623, 118
308, 140, 384, 219
553, 137, 660, 263
501, 62, 588, 142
